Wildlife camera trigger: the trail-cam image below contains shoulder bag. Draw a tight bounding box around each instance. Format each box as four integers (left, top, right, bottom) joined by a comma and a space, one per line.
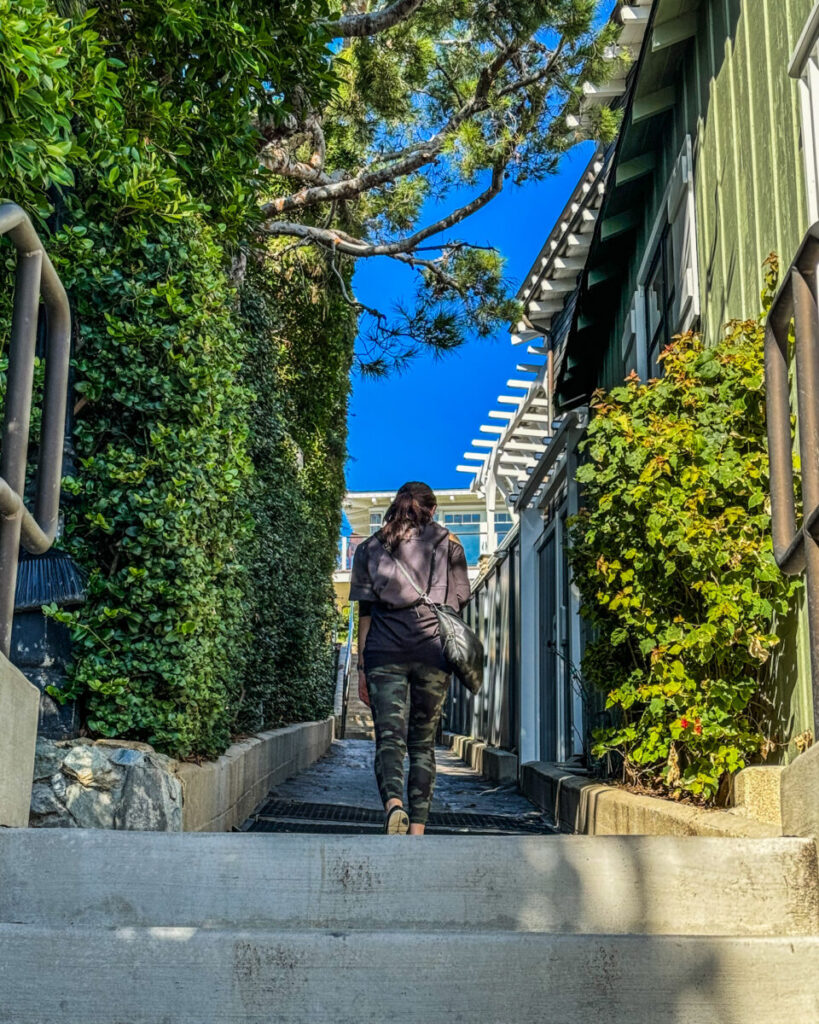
380, 537, 484, 694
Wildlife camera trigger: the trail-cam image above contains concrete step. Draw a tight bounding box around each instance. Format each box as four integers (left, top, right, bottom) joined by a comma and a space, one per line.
1, 925, 817, 1023
1, 830, 816, 936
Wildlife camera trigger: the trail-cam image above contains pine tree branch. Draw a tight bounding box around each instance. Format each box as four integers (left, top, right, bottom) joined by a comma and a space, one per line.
496, 39, 565, 97
260, 38, 522, 219
262, 160, 504, 262
324, 0, 428, 39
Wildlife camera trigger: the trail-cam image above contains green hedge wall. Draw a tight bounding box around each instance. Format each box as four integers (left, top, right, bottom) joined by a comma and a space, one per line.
0, 0, 352, 757
237, 252, 353, 734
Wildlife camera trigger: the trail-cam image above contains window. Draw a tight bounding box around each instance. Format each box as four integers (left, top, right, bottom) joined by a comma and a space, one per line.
444, 512, 482, 565
628, 135, 700, 379
621, 306, 638, 376
644, 223, 676, 375
369, 511, 382, 535
495, 512, 514, 544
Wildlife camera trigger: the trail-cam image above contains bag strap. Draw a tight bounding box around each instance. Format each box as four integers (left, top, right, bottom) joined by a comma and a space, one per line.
379, 534, 447, 606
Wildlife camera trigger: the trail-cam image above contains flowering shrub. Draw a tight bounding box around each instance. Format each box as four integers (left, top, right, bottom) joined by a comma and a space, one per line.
568, 284, 800, 802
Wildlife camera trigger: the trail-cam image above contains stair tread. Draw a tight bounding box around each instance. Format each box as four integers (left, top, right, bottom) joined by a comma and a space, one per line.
1, 831, 816, 937
2, 926, 818, 1024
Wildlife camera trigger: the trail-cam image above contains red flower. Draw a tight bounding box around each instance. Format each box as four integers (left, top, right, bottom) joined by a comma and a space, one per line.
694, 717, 702, 736
680, 718, 689, 729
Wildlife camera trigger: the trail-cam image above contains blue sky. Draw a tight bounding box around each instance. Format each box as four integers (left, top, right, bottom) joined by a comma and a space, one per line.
345, 140, 596, 493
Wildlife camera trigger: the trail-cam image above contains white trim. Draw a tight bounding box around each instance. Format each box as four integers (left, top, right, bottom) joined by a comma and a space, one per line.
566, 438, 585, 757
518, 506, 542, 765
791, 5, 819, 225
790, 2, 819, 78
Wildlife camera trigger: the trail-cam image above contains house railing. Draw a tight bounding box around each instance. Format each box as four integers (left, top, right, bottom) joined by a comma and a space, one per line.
0, 204, 71, 657
765, 221, 819, 730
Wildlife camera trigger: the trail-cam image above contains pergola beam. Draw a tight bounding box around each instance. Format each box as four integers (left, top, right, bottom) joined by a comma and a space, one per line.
528, 298, 566, 316
501, 440, 547, 452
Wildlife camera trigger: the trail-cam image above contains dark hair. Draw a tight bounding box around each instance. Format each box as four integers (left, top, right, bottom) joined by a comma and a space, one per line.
379, 481, 437, 549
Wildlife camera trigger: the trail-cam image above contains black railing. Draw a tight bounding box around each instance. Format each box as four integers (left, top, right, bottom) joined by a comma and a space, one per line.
0, 204, 71, 657
765, 223, 819, 730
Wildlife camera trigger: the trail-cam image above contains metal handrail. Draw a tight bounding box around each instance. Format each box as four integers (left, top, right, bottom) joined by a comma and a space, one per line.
0, 203, 71, 656
338, 602, 355, 739
765, 221, 819, 728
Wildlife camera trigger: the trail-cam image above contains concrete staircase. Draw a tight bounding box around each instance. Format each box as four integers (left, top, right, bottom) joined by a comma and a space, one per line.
1, 829, 818, 1022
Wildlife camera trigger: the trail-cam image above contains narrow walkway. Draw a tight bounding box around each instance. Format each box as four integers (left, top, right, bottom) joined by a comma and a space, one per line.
244, 738, 555, 835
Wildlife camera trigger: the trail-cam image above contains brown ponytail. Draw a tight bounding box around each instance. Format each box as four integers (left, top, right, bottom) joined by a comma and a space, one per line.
379, 481, 437, 549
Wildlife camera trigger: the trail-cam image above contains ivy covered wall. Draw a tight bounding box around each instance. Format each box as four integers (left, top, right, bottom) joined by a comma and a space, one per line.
0, 0, 352, 757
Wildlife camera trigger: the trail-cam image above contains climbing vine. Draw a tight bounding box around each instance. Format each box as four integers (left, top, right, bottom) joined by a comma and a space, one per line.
568, 272, 800, 803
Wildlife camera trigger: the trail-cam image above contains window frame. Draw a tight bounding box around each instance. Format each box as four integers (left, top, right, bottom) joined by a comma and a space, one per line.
628, 134, 700, 379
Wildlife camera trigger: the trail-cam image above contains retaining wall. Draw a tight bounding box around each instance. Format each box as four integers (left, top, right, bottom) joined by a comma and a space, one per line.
521, 762, 782, 839
29, 718, 334, 833
442, 731, 518, 784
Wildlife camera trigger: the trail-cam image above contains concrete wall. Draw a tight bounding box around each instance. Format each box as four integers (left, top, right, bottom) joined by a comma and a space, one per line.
781, 741, 819, 837
442, 731, 518, 784
0, 653, 39, 827
177, 718, 334, 832
521, 762, 781, 838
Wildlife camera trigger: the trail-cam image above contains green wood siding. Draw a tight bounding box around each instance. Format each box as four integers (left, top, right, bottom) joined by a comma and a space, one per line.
692, 0, 814, 760
592, 0, 816, 757
694, 0, 809, 342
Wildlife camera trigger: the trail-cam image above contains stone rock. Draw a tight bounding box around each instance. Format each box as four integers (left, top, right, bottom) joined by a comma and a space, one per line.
61, 745, 122, 791
29, 782, 74, 828
64, 780, 121, 829
115, 761, 182, 831
95, 738, 156, 753
106, 748, 146, 768
32, 739, 64, 782
29, 738, 182, 831
50, 770, 67, 803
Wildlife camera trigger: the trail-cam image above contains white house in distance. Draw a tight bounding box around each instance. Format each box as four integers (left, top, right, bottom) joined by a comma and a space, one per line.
334, 487, 514, 606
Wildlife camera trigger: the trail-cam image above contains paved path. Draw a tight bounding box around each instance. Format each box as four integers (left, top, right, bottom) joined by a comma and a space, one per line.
245, 738, 552, 834
271, 738, 539, 816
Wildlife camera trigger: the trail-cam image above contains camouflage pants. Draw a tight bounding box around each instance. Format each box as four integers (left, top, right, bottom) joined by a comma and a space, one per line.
366, 661, 450, 825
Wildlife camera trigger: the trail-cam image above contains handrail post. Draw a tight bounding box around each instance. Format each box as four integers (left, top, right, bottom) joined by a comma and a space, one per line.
765, 223, 819, 732
0, 203, 71, 656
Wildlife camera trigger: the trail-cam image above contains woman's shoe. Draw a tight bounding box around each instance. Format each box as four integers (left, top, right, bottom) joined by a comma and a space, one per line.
384, 806, 410, 835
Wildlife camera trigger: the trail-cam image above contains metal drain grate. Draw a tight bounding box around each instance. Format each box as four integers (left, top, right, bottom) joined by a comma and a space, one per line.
246, 799, 554, 835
